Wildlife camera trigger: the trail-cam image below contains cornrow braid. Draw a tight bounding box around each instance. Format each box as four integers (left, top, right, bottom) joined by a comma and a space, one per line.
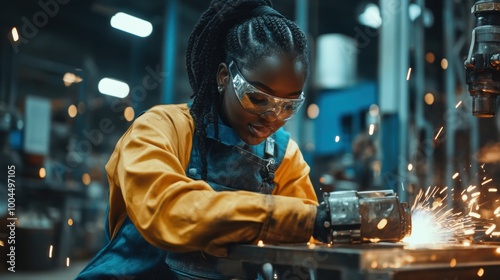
186, 0, 310, 180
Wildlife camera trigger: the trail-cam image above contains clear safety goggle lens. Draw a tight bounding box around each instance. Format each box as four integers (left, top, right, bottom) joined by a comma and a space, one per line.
229, 61, 304, 121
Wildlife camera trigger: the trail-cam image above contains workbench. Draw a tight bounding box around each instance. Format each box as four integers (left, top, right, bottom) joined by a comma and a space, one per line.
219, 242, 500, 280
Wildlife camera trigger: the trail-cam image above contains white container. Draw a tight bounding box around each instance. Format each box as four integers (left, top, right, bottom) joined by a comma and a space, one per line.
315, 34, 358, 89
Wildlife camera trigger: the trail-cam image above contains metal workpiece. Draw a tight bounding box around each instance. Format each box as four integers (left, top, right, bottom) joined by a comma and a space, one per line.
323, 190, 411, 243
222, 243, 500, 280
465, 0, 500, 117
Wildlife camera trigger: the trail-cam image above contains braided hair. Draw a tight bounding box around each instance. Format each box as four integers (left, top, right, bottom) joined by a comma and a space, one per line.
186, 0, 310, 179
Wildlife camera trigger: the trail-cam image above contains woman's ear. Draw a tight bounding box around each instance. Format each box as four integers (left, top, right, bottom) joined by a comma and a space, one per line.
216, 62, 229, 90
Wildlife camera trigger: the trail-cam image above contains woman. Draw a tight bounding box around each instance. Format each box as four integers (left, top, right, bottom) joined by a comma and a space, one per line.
76, 0, 329, 279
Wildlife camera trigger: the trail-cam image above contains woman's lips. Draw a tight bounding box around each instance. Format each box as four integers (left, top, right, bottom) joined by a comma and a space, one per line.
248, 124, 272, 138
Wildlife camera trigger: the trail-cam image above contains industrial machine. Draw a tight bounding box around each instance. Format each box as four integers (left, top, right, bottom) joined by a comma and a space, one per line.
465, 0, 500, 117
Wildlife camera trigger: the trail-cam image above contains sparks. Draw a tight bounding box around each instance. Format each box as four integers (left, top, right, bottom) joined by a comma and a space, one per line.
377, 219, 388, 229
369, 124, 375, 135
455, 100, 462, 108
11, 27, 19, 42
404, 187, 476, 245
467, 185, 477, 192
435, 127, 444, 140
482, 178, 493, 185
486, 224, 497, 235
469, 212, 481, 219
406, 67, 412, 80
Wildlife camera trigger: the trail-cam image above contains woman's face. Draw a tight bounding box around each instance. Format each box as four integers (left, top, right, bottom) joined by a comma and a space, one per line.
217, 54, 306, 145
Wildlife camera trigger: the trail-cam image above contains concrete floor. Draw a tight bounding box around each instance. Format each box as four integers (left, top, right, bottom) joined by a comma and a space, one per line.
0, 258, 90, 280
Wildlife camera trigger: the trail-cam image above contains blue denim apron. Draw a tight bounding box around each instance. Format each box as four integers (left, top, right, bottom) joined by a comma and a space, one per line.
165, 122, 289, 279
75, 120, 289, 280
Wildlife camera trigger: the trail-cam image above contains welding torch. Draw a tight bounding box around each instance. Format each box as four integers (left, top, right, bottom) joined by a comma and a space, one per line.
319, 190, 412, 243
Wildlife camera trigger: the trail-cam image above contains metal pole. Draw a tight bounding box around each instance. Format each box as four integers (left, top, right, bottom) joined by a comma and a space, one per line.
378, 0, 410, 202
414, 0, 434, 195
444, 0, 456, 208
284, 0, 309, 147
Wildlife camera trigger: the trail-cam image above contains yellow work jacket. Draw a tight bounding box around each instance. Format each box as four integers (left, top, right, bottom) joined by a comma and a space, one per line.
105, 103, 318, 257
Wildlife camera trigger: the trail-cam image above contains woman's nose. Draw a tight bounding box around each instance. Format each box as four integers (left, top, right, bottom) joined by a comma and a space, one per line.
258, 110, 279, 122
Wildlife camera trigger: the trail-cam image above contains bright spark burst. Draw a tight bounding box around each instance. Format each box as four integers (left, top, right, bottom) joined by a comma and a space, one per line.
400, 160, 500, 246
403, 187, 476, 245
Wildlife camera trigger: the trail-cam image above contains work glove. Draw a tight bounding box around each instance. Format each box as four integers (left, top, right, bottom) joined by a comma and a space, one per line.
312, 202, 331, 243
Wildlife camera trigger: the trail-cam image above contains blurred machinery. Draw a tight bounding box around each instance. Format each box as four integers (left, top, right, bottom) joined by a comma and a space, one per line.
465, 0, 500, 117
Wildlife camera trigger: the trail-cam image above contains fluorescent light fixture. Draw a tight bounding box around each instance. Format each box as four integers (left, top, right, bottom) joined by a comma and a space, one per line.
98, 78, 130, 98
110, 12, 153, 37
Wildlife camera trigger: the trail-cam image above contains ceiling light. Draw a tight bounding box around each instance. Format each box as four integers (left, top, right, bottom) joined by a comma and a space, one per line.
357, 3, 382, 29
98, 78, 129, 98
110, 12, 153, 37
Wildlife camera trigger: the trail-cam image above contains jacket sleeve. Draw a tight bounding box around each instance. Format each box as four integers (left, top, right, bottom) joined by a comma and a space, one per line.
106, 106, 316, 257
273, 139, 318, 205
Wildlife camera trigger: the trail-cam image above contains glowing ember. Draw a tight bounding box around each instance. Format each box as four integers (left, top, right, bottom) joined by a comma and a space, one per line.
435, 127, 444, 140
478, 268, 484, 277
467, 185, 477, 192
257, 240, 264, 247
452, 173, 459, 179
464, 229, 475, 235
377, 219, 388, 230
450, 258, 457, 267
469, 212, 481, 219
489, 188, 498, 192
66, 257, 70, 267
49, 245, 53, 258
482, 178, 493, 185
486, 224, 497, 235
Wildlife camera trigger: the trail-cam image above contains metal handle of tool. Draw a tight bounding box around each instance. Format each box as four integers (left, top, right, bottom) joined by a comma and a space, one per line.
323, 190, 412, 243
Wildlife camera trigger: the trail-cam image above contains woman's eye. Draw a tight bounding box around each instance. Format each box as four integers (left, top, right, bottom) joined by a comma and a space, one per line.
283, 104, 294, 111
247, 93, 268, 105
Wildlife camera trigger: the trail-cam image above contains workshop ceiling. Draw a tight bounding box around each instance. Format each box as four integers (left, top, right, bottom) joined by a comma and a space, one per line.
0, 0, 445, 103
0, 0, 374, 70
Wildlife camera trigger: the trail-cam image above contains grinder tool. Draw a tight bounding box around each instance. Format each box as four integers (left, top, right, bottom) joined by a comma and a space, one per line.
321, 190, 412, 243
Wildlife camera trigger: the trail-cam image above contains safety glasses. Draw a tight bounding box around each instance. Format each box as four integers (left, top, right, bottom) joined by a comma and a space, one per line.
228, 61, 305, 121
